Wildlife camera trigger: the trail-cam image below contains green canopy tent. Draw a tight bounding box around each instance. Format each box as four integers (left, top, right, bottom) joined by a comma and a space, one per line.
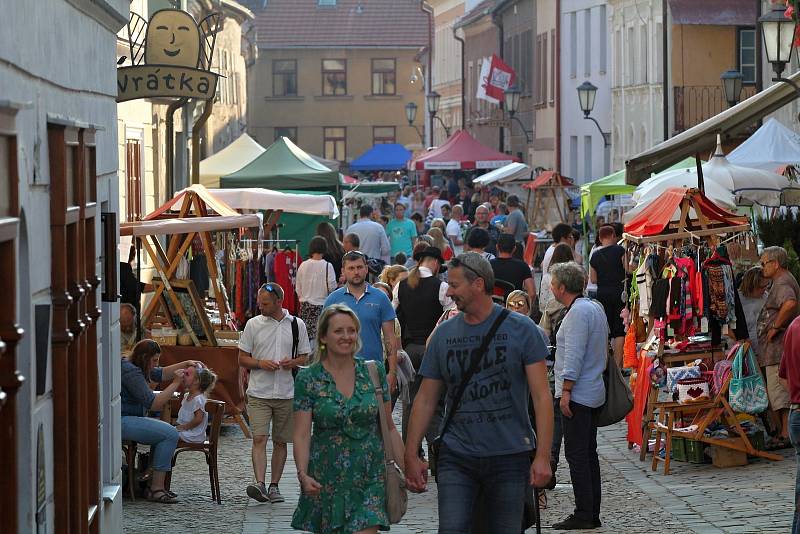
220, 136, 341, 192
580, 157, 697, 218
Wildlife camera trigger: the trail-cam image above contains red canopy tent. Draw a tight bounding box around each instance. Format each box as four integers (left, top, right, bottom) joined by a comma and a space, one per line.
623, 187, 750, 242
411, 130, 520, 170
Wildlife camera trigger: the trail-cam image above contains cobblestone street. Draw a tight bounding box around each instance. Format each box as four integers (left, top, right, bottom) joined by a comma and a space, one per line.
123, 410, 796, 534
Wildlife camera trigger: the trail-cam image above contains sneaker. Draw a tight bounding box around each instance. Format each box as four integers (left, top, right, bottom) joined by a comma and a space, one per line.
267, 483, 284, 503
552, 514, 597, 530
246, 482, 268, 503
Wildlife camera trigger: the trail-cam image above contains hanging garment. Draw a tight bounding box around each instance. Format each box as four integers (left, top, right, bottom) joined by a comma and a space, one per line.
636, 261, 652, 318
274, 249, 303, 314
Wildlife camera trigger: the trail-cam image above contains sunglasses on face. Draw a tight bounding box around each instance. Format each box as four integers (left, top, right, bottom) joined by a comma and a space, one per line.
507, 300, 528, 309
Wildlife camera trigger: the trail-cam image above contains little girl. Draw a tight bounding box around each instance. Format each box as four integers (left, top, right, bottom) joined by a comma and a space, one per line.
176, 365, 217, 443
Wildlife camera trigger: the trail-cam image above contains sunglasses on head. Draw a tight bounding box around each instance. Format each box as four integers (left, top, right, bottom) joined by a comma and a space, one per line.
450, 257, 484, 280
260, 283, 277, 293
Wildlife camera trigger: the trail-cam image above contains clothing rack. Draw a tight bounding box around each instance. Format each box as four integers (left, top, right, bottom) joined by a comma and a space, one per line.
239, 238, 301, 273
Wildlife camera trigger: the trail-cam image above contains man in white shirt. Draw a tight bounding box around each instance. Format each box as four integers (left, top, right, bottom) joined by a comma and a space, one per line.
239, 283, 311, 504
539, 223, 582, 314
346, 204, 391, 264
446, 204, 465, 255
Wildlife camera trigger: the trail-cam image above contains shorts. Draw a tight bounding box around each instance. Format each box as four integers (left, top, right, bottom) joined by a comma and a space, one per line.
247, 396, 294, 443
765, 365, 790, 411
596, 289, 625, 339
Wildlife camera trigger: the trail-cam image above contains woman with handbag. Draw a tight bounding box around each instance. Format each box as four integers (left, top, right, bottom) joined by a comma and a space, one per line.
292, 304, 404, 533
588, 225, 627, 368
296, 236, 338, 344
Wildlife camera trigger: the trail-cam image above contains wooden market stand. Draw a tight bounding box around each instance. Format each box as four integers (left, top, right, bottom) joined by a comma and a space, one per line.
623, 188, 782, 473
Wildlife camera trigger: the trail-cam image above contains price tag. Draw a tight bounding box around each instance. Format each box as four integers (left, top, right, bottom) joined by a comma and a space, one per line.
700, 317, 709, 333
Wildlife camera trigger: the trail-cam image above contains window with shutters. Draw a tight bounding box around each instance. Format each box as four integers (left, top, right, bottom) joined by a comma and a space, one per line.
125, 138, 142, 221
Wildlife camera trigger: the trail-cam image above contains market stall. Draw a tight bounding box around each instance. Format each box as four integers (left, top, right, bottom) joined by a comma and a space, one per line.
198, 133, 266, 188
620, 187, 782, 473
520, 170, 575, 230
410, 129, 519, 170
350, 143, 412, 172
727, 117, 800, 172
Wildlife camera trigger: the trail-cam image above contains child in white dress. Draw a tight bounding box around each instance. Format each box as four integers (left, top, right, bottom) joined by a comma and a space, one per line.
176, 365, 217, 443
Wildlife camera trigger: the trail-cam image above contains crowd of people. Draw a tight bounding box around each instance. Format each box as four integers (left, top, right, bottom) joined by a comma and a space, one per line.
117, 175, 800, 533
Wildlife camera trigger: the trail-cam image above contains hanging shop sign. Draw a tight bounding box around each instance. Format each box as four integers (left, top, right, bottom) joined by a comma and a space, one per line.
117, 9, 220, 103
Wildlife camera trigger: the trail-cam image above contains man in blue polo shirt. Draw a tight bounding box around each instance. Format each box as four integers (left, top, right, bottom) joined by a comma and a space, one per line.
324, 250, 400, 393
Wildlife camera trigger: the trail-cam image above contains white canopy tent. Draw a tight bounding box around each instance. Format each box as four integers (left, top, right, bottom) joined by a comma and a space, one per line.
472, 162, 532, 186
199, 133, 266, 188
120, 214, 262, 236
727, 118, 800, 172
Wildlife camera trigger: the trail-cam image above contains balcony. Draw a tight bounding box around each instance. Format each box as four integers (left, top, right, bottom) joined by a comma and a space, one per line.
673, 85, 757, 134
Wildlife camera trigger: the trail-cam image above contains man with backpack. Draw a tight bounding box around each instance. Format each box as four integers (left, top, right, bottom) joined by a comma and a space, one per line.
238, 282, 311, 504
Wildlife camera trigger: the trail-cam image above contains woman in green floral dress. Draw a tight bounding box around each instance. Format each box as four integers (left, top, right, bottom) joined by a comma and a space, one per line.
292, 304, 402, 533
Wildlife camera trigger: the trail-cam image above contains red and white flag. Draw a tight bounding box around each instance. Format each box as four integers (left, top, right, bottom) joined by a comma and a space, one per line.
476, 54, 516, 104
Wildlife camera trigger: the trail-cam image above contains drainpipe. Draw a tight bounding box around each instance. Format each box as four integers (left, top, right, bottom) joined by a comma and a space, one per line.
555, 0, 561, 173
165, 97, 188, 198
662, 0, 669, 141
492, 12, 504, 152
453, 27, 466, 131
420, 1, 434, 147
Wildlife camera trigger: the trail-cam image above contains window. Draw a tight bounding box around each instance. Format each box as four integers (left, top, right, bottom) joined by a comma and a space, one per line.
372, 59, 396, 95
569, 136, 578, 180
273, 60, 297, 96
584, 9, 591, 77
324, 127, 346, 161
639, 23, 648, 84
550, 30, 556, 106
626, 26, 635, 85
373, 126, 395, 144
322, 59, 347, 96
318, 0, 336, 5
570, 12, 577, 78
584, 135, 592, 182
274, 127, 297, 144
739, 28, 756, 84
615, 29, 622, 86
655, 23, 664, 83
0, 135, 12, 217
524, 30, 533, 94
535, 32, 549, 106
599, 5, 607, 73
125, 138, 142, 221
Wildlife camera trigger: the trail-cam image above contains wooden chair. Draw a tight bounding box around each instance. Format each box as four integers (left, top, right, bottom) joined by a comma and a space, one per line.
122, 441, 138, 500
165, 399, 226, 503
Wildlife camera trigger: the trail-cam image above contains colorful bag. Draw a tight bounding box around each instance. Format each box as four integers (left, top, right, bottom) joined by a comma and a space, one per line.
666, 364, 701, 393
729, 344, 768, 414
677, 378, 710, 404
712, 343, 739, 395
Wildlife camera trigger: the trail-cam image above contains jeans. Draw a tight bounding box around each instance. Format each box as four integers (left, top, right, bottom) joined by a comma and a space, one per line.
121, 415, 179, 472
789, 408, 800, 534
436, 445, 530, 534
561, 400, 601, 522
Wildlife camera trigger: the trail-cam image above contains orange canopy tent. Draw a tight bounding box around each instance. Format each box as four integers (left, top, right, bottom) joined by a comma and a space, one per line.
623, 187, 750, 243
520, 170, 576, 230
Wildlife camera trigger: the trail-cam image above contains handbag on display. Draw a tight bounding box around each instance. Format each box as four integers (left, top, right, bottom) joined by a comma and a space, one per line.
712, 343, 739, 395
666, 363, 701, 393
729, 343, 769, 414
676, 377, 711, 404
365, 361, 408, 524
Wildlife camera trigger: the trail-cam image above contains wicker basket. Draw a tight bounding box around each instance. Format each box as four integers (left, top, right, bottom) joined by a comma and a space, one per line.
152, 328, 178, 346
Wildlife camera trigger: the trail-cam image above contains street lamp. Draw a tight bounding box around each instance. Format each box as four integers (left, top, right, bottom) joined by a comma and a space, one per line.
576, 81, 610, 147
759, 6, 797, 79
503, 85, 532, 143
426, 91, 451, 146
404, 102, 425, 144
720, 70, 743, 107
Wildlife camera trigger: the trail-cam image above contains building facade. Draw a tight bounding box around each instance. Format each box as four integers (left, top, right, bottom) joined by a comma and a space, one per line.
430, 0, 466, 147
496, 0, 535, 163
0, 0, 128, 532
609, 0, 757, 170
247, 0, 429, 167
533, 0, 560, 171
459, 1, 503, 152
560, 0, 611, 184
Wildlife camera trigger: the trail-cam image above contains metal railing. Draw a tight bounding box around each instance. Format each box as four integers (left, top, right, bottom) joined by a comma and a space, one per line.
673, 85, 757, 133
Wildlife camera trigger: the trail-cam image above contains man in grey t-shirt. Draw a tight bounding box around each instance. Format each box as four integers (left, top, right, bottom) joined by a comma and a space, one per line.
503, 194, 529, 245
404, 252, 553, 532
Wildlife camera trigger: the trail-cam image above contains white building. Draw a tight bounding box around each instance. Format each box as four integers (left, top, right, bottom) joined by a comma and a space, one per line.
560, 0, 612, 183
608, 0, 665, 171
0, 0, 127, 532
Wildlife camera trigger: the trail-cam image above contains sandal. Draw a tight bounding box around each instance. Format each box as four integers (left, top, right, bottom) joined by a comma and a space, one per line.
765, 437, 791, 451
147, 489, 179, 504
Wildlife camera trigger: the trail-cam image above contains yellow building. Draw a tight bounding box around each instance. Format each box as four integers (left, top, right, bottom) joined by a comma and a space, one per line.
247, 0, 429, 166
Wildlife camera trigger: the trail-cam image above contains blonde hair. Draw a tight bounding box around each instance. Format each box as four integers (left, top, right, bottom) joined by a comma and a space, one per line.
312, 304, 362, 364
197, 367, 218, 394
430, 218, 446, 232
506, 290, 530, 310
379, 264, 408, 287
427, 227, 448, 254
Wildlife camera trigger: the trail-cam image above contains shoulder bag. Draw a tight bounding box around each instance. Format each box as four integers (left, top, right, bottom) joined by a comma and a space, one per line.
596, 303, 634, 427
729, 343, 769, 414
366, 361, 408, 524
432, 308, 510, 466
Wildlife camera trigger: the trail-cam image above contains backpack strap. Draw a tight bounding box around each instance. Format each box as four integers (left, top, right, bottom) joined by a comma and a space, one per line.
291, 316, 299, 358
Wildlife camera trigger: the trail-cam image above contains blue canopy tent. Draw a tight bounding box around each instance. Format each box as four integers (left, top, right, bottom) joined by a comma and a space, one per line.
349, 143, 412, 172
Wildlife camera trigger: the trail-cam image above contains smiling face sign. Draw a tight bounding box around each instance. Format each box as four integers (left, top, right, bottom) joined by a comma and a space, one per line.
144, 9, 201, 68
